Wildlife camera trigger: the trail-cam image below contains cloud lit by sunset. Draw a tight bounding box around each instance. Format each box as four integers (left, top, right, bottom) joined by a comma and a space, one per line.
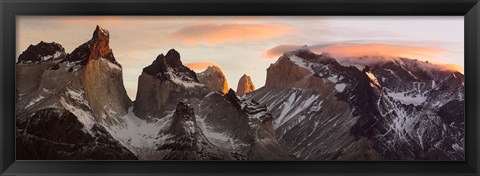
171, 24, 292, 45
264, 43, 463, 73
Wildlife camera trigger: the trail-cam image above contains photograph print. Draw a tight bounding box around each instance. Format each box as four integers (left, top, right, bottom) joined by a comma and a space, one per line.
15, 16, 464, 160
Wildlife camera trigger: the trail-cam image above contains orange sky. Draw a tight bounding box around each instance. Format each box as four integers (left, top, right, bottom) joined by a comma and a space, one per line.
172, 24, 292, 45
184, 62, 219, 71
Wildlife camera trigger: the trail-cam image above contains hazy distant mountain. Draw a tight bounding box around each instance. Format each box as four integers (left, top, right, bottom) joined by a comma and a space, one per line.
236, 74, 255, 96
197, 65, 229, 94
248, 49, 464, 160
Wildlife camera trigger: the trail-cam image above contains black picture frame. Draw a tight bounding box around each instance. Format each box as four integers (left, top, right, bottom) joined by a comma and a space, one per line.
1, 0, 479, 175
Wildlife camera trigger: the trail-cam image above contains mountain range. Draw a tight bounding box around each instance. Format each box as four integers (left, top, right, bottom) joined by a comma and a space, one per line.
15, 26, 464, 160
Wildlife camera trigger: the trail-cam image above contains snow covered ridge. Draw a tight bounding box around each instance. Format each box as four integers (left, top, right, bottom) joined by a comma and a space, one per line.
40, 51, 64, 61
288, 55, 315, 73
165, 67, 203, 88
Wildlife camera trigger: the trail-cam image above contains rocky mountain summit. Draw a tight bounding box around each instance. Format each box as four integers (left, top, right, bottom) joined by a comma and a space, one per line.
236, 74, 255, 96
197, 65, 229, 94
133, 49, 207, 121
131, 50, 295, 160
17, 41, 66, 64
16, 26, 136, 160
156, 101, 235, 160
248, 49, 464, 160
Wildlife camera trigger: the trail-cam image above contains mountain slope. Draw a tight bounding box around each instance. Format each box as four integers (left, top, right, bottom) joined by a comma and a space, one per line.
132, 50, 295, 160
16, 26, 137, 160
248, 49, 464, 160
133, 49, 207, 121
157, 101, 235, 160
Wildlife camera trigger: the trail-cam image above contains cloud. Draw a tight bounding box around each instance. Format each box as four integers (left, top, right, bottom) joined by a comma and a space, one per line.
171, 24, 292, 45
264, 43, 463, 72
184, 62, 219, 72
264, 43, 447, 59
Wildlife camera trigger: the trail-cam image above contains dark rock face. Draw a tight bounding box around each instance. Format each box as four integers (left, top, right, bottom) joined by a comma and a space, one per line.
198, 89, 296, 160
65, 25, 119, 66
17, 41, 66, 64
134, 49, 207, 121
134, 50, 294, 160
157, 101, 235, 160
249, 49, 464, 160
143, 49, 197, 82
16, 108, 137, 160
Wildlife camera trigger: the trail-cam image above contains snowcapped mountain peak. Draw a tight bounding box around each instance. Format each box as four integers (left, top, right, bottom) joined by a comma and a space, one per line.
251, 47, 465, 160
143, 49, 198, 83
134, 49, 208, 121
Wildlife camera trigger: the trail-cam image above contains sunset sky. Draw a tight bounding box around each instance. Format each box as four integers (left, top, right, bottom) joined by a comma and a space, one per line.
16, 16, 464, 100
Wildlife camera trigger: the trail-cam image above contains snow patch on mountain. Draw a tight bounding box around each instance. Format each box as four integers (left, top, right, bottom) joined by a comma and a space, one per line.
40, 51, 63, 61
105, 107, 165, 159
65, 88, 90, 107
25, 95, 46, 109
288, 55, 314, 73
60, 97, 96, 135
335, 84, 347, 92
387, 91, 427, 106
166, 67, 203, 88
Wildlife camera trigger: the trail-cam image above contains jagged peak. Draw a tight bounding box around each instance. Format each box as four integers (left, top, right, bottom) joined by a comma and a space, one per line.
65, 25, 116, 66
165, 49, 182, 68
92, 25, 110, 41
168, 100, 196, 135
225, 89, 240, 103
17, 41, 65, 64
143, 49, 200, 84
